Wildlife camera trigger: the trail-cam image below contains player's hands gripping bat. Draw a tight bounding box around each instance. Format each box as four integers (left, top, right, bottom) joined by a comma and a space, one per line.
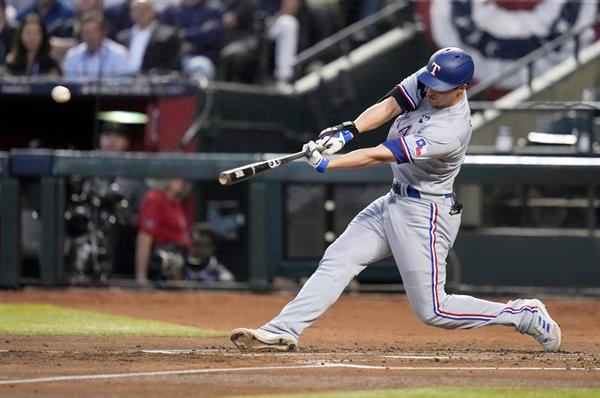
315, 121, 358, 155
303, 141, 329, 173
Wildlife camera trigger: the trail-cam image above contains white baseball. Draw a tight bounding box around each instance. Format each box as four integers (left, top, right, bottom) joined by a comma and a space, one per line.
51, 85, 71, 103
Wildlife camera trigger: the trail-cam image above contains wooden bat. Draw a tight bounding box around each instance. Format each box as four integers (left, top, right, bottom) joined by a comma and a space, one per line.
218, 151, 305, 185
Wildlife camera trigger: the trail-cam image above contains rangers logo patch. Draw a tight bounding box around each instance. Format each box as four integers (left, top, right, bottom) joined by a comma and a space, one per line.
414, 136, 428, 156
430, 62, 441, 76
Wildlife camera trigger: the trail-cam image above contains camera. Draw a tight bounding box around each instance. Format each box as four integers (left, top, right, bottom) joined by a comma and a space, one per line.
64, 177, 134, 283
149, 249, 186, 281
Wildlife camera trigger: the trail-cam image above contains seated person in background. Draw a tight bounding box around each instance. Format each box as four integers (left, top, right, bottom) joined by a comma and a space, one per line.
3, 12, 61, 76
160, 0, 223, 81
0, 0, 17, 66
16, 0, 74, 38
49, 0, 103, 64
136, 178, 191, 285
116, 0, 181, 74
62, 11, 129, 78
183, 223, 234, 283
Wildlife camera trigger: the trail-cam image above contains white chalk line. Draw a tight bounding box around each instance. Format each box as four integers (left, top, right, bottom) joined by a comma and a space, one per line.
0, 364, 333, 385
381, 355, 452, 360
140, 350, 457, 359
329, 363, 600, 371
1, 362, 598, 386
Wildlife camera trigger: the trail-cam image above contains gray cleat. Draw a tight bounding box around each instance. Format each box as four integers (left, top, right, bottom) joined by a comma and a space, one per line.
230, 328, 297, 352
525, 300, 562, 352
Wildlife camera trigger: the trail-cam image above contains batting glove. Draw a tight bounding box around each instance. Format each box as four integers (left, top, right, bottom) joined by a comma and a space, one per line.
315, 121, 358, 155
303, 140, 328, 173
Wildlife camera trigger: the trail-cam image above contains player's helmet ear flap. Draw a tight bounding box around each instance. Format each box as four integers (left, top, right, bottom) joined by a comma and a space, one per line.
416, 47, 475, 92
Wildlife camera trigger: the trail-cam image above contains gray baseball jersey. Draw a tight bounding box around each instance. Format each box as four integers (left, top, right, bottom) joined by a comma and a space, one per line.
259, 74, 544, 346
382, 72, 471, 196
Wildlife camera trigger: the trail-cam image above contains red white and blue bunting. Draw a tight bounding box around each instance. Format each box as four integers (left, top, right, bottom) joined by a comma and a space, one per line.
415, 0, 599, 91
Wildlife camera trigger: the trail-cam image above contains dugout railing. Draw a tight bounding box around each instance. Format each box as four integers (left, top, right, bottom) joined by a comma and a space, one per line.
2, 150, 600, 295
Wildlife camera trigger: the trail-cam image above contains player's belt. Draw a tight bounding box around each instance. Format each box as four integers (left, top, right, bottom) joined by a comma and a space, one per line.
392, 181, 452, 200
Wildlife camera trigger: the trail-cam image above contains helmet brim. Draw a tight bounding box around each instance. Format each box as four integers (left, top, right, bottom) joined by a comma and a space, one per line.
416, 66, 459, 92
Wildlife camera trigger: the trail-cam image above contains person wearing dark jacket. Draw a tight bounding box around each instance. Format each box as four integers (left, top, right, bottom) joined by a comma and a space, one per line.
116, 0, 180, 74
4, 12, 61, 76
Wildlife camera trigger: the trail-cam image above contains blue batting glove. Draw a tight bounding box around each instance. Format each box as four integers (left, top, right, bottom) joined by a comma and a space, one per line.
316, 121, 357, 155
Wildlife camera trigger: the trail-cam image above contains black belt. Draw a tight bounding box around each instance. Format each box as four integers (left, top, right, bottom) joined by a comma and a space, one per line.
391, 182, 452, 199
392, 182, 462, 214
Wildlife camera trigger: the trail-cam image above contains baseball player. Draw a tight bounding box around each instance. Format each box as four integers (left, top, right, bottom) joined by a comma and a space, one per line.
231, 47, 562, 353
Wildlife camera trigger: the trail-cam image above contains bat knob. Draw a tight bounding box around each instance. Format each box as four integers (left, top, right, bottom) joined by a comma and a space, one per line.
218, 173, 230, 186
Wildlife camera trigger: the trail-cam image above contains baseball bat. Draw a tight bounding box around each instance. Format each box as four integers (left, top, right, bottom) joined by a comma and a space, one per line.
218, 151, 306, 185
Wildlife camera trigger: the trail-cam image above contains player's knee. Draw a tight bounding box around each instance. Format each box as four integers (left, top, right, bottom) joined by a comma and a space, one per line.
414, 308, 441, 327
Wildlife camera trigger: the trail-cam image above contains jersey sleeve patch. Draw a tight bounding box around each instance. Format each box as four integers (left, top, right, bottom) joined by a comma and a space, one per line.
413, 136, 428, 157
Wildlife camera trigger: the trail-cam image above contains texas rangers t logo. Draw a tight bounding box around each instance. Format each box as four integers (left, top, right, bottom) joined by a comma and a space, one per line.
431, 62, 441, 76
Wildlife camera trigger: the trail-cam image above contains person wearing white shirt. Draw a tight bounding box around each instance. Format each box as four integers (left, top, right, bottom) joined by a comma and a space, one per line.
63, 11, 129, 77
127, 18, 154, 73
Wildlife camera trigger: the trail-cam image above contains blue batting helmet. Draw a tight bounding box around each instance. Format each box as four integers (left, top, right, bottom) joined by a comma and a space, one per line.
416, 47, 474, 92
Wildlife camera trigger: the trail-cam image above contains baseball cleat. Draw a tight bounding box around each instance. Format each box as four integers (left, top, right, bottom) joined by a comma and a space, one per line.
525, 300, 562, 352
230, 328, 297, 352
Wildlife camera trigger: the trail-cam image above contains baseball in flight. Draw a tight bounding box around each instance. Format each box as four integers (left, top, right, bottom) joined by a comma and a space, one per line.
51, 85, 71, 103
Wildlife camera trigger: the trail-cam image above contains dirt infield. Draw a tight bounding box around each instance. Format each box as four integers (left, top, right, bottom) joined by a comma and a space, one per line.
1, 288, 599, 397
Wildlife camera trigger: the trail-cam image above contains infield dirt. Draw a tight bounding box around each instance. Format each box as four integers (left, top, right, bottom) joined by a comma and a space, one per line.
1, 288, 599, 397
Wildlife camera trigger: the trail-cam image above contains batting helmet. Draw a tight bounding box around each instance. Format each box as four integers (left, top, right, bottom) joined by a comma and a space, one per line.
416, 47, 474, 92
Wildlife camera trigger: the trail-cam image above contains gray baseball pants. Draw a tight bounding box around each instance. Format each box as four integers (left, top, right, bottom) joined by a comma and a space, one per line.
261, 191, 540, 342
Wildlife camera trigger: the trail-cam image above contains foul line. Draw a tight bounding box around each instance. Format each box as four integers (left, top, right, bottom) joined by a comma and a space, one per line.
330, 363, 600, 371
0, 364, 333, 385
2, 362, 599, 386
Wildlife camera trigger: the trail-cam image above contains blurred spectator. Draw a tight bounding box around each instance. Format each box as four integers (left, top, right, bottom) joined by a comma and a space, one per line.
94, 112, 149, 217
160, 0, 224, 81
183, 223, 234, 282
218, 0, 258, 83
62, 11, 129, 78
49, 0, 103, 63
3, 12, 61, 75
116, 0, 181, 74
259, 0, 301, 84
136, 178, 191, 284
0, 0, 16, 65
16, 0, 75, 38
